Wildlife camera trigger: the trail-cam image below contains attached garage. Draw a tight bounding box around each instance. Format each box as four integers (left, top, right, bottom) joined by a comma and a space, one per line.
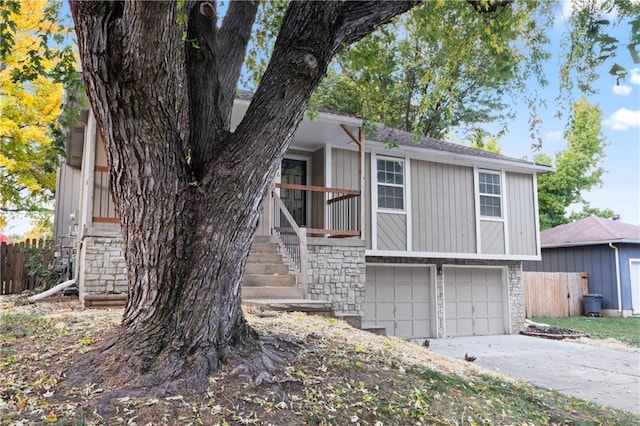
365, 265, 434, 338
444, 267, 507, 337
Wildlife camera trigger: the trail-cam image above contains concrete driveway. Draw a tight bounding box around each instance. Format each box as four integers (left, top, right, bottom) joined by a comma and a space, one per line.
428, 334, 640, 415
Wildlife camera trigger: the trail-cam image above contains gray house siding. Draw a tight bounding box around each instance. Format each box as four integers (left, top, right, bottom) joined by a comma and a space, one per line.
377, 213, 407, 251
506, 172, 537, 255
365, 152, 372, 249
410, 160, 476, 253
332, 148, 359, 189
311, 147, 325, 230
480, 220, 505, 254
53, 160, 82, 244
523, 245, 618, 309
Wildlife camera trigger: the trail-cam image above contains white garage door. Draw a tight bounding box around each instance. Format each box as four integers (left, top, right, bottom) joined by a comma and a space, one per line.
365, 265, 433, 338
444, 267, 506, 337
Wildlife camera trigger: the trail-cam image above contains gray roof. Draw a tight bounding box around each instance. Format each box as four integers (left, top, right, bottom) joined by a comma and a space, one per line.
235, 91, 551, 169
371, 125, 546, 167
540, 216, 640, 247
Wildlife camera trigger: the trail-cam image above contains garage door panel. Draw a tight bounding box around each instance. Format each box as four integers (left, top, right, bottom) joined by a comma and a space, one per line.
376, 267, 394, 282
395, 285, 413, 302
474, 302, 489, 317
377, 302, 395, 319
377, 285, 394, 299
414, 303, 430, 320
413, 285, 429, 300
412, 267, 430, 281
472, 285, 488, 299
489, 301, 503, 312
445, 267, 506, 337
456, 285, 473, 301
413, 320, 431, 337
365, 265, 433, 338
473, 319, 490, 335
454, 268, 473, 283
488, 318, 505, 333
395, 302, 413, 320
394, 267, 413, 283
487, 285, 503, 299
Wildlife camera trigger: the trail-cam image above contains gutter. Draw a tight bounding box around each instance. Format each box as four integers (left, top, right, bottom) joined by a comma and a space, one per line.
609, 243, 623, 314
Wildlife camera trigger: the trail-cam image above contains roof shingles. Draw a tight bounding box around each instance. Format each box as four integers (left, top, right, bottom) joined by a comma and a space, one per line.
540, 216, 640, 247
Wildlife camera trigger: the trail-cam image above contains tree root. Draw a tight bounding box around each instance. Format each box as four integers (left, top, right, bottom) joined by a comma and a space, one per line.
57, 327, 306, 415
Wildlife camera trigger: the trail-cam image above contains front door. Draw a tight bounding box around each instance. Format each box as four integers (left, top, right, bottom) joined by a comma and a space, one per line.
281, 158, 307, 227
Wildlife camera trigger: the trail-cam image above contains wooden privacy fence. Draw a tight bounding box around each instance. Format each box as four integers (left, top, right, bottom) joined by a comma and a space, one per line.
524, 272, 589, 317
0, 239, 55, 295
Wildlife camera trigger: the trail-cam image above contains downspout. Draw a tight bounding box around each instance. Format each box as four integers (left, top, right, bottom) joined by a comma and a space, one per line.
609, 243, 622, 314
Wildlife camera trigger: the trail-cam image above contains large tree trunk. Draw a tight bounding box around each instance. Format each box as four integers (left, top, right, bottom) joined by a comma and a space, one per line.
68, 0, 417, 393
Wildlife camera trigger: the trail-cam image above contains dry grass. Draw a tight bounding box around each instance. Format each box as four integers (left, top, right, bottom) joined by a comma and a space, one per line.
1, 295, 638, 425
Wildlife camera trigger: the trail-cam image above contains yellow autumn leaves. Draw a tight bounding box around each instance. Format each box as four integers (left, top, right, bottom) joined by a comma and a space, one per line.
0, 0, 76, 213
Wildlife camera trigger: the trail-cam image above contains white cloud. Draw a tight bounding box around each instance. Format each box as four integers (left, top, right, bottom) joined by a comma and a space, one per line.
630, 68, 640, 86
603, 108, 640, 131
546, 130, 563, 141
612, 84, 632, 96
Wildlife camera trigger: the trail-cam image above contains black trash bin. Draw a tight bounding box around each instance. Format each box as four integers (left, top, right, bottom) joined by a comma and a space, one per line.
583, 294, 603, 317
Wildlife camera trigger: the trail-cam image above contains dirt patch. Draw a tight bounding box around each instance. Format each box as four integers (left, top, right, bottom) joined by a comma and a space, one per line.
520, 325, 589, 339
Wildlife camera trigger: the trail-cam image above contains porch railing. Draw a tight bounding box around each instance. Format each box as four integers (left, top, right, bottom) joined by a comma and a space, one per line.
275, 183, 361, 238
271, 190, 308, 296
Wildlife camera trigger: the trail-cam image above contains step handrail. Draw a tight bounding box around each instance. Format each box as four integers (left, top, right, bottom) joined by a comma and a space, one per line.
271, 190, 307, 296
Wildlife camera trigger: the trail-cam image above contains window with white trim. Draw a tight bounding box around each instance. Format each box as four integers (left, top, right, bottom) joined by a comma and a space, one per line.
377, 158, 404, 210
479, 171, 502, 218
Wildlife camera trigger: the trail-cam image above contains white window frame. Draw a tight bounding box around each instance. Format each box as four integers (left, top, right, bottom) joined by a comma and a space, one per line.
478, 170, 503, 220
375, 156, 406, 213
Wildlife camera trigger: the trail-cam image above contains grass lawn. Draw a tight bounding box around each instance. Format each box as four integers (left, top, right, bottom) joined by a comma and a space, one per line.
531, 316, 640, 347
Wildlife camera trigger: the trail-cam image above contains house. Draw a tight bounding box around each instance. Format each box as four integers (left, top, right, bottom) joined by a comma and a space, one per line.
523, 216, 640, 317
53, 98, 552, 338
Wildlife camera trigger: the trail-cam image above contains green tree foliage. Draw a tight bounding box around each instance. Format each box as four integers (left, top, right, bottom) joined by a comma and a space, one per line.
0, 0, 80, 219
560, 0, 640, 94
467, 129, 503, 154
536, 98, 612, 230
247, 1, 638, 145
250, 0, 554, 140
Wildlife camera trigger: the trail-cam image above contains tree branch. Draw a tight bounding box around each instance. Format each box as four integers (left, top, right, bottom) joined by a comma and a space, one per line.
185, 0, 221, 180
336, 1, 421, 52
209, 1, 418, 195
216, 0, 260, 128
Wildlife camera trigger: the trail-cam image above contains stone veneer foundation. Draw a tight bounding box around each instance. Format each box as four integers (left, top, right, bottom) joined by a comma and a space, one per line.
78, 228, 127, 306
305, 237, 367, 328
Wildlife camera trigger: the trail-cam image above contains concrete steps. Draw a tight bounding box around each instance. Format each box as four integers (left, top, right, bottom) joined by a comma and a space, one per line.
241, 237, 301, 300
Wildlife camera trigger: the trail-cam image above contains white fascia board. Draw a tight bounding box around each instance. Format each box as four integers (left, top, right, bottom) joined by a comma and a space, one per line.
365, 249, 541, 262
365, 139, 554, 174
542, 239, 640, 249
232, 98, 363, 127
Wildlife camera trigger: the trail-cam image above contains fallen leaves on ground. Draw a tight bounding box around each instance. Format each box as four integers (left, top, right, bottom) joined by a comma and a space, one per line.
1, 295, 638, 425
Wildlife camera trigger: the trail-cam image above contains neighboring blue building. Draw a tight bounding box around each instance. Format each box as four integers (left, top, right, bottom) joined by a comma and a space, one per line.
523, 216, 640, 317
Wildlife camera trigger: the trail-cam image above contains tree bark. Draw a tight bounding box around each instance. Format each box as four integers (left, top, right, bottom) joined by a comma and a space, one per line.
68, 0, 418, 393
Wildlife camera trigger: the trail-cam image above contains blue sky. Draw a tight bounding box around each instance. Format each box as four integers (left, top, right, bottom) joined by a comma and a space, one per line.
4, 0, 639, 236
495, 1, 640, 225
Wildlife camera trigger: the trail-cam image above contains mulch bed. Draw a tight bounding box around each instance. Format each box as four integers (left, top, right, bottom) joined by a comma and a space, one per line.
520, 325, 589, 340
